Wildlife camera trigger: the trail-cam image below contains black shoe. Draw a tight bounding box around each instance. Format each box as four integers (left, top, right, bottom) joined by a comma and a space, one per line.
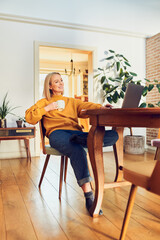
99, 209, 103, 215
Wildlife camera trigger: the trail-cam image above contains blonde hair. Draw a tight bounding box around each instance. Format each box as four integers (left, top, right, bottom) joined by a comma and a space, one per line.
43, 72, 61, 101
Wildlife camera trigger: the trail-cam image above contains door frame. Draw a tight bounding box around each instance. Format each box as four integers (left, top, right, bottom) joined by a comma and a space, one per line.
34, 41, 97, 156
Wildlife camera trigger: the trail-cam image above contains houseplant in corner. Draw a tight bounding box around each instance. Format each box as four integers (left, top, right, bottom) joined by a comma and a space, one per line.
0, 93, 19, 128
94, 49, 160, 107
94, 50, 160, 154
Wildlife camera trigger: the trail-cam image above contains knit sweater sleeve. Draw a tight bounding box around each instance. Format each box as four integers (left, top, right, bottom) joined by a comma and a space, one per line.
76, 99, 102, 118
25, 99, 47, 125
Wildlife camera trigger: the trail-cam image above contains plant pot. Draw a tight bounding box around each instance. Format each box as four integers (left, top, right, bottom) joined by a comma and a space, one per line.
124, 135, 145, 154
0, 118, 7, 128
16, 120, 23, 128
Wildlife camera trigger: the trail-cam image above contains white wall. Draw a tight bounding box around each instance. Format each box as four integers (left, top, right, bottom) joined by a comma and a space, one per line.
0, 0, 159, 158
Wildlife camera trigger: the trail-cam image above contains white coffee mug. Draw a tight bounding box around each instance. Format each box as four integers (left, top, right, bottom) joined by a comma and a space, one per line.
56, 100, 65, 111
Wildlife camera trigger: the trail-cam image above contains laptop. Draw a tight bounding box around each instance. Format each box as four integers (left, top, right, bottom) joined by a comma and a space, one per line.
121, 83, 144, 108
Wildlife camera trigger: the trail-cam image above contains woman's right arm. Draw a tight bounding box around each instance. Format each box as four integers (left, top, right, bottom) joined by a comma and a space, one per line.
25, 100, 58, 125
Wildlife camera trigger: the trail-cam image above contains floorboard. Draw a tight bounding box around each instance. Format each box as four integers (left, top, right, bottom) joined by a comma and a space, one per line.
0, 151, 160, 240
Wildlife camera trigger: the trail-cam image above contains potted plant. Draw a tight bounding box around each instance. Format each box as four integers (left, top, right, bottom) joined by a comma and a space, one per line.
94, 50, 160, 154
0, 93, 19, 128
16, 117, 26, 128
94, 49, 160, 107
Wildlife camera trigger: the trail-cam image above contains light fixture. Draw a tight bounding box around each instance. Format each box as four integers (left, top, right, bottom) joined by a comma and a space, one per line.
65, 58, 80, 76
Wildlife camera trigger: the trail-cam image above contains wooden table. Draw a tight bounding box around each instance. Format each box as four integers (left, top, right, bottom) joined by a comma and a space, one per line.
0, 127, 35, 161
81, 108, 160, 217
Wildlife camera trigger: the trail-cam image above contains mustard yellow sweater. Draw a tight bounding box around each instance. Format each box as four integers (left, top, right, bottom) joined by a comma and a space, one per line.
25, 95, 102, 137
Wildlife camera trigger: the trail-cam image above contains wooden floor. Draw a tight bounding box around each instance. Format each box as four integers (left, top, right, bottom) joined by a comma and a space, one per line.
0, 151, 160, 240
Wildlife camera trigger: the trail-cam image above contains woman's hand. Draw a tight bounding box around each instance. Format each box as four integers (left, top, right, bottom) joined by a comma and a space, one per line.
44, 102, 58, 112
101, 103, 113, 109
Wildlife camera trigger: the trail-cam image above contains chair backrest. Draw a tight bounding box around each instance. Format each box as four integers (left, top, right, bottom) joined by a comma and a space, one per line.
39, 119, 47, 154
148, 160, 160, 195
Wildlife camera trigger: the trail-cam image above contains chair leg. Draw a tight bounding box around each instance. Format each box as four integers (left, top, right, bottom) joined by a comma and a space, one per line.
64, 156, 68, 183
59, 156, 65, 199
154, 147, 160, 160
119, 184, 137, 240
113, 144, 119, 182
38, 155, 50, 188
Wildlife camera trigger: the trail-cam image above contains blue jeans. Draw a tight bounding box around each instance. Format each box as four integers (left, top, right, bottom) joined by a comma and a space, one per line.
49, 129, 118, 187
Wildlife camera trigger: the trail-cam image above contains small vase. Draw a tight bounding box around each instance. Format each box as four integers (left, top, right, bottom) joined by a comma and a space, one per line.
16, 120, 23, 128
0, 118, 7, 128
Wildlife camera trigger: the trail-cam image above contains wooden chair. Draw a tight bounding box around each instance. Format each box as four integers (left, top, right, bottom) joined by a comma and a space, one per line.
119, 160, 160, 240
38, 119, 68, 199
151, 138, 160, 160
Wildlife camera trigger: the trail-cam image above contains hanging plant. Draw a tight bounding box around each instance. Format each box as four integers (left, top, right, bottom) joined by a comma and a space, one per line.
94, 50, 160, 107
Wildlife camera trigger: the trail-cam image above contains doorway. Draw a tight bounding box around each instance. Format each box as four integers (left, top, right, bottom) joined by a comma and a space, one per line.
39, 46, 90, 100
34, 42, 96, 156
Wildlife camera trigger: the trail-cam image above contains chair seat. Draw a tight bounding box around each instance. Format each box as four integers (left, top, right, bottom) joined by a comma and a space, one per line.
45, 145, 64, 155
151, 139, 160, 147
45, 145, 88, 156
124, 161, 156, 189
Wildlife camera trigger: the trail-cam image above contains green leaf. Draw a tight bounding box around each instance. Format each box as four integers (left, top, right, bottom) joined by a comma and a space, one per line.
142, 86, 148, 96
144, 78, 150, 82
153, 79, 158, 83
139, 102, 147, 108
125, 72, 129, 78
101, 76, 106, 84
125, 76, 133, 83
119, 68, 124, 78
129, 72, 137, 76
93, 73, 101, 78
107, 96, 112, 103
122, 85, 127, 92
108, 77, 121, 82
148, 103, 155, 108
109, 50, 115, 53
0, 92, 20, 119
156, 84, 160, 93
106, 56, 114, 60
124, 61, 131, 67
156, 101, 160, 107
116, 62, 120, 71
148, 84, 154, 91
98, 67, 103, 71
102, 83, 107, 90
122, 56, 129, 62
120, 91, 124, 98
99, 58, 107, 62
112, 91, 119, 103
108, 86, 118, 93
136, 80, 142, 85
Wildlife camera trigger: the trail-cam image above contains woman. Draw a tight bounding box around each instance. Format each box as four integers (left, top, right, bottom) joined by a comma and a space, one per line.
25, 72, 118, 215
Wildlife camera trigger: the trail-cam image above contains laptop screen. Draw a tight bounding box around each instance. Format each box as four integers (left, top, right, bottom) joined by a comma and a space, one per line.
121, 83, 144, 108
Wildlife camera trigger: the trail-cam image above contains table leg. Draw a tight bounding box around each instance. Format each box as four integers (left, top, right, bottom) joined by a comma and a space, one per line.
87, 125, 105, 217
24, 139, 31, 162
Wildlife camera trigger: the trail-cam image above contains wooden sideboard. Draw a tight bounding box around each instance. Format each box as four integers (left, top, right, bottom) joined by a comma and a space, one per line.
0, 127, 35, 161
